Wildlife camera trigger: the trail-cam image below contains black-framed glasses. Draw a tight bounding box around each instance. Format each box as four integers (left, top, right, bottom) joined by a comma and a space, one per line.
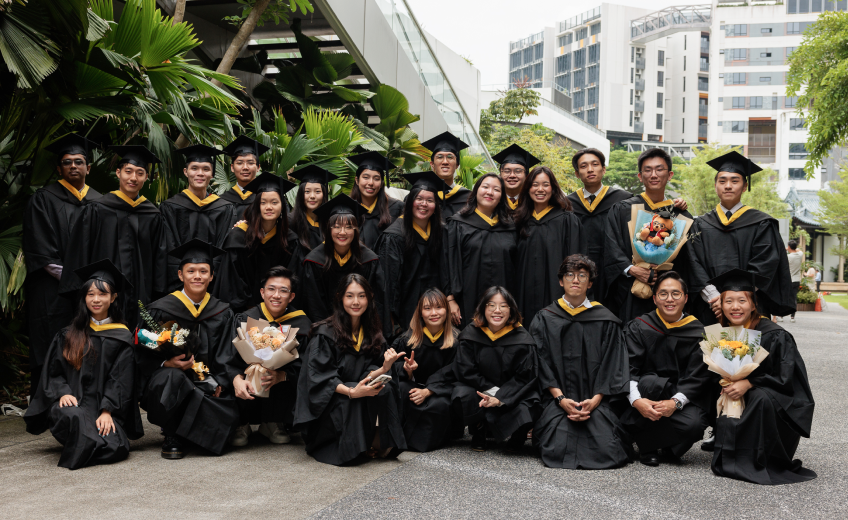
61, 159, 86, 167
656, 290, 684, 300
564, 272, 589, 282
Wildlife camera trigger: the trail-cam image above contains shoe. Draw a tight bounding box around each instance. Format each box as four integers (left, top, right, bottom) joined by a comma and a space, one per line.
640, 450, 660, 467
791, 317, 796, 323
471, 432, 486, 452
230, 424, 251, 447
701, 436, 715, 452
161, 435, 185, 459
258, 422, 291, 444
661, 449, 683, 463
777, 317, 784, 322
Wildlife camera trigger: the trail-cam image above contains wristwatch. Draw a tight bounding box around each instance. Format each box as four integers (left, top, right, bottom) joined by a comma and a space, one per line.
671, 397, 683, 410
555, 395, 567, 403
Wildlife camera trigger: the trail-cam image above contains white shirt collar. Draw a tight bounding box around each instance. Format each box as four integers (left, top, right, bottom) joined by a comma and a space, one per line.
561, 296, 593, 310
181, 289, 202, 306
90, 317, 112, 326
234, 183, 245, 192
582, 186, 604, 198
719, 201, 744, 214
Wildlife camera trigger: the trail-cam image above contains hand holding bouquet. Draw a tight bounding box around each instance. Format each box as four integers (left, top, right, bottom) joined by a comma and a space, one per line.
627, 207, 693, 299
232, 317, 299, 397
700, 324, 769, 418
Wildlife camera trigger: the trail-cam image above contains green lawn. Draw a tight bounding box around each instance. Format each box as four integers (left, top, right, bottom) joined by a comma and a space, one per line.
823, 293, 848, 311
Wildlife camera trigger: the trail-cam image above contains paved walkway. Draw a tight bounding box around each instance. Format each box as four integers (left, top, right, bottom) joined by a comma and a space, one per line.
1, 306, 846, 519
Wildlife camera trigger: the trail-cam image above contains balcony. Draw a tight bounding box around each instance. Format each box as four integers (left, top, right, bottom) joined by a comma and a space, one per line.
634, 100, 645, 112
635, 57, 646, 70
630, 4, 712, 44
635, 79, 645, 91
698, 125, 708, 139
700, 61, 709, 72
701, 42, 709, 53
635, 122, 644, 134
699, 104, 708, 117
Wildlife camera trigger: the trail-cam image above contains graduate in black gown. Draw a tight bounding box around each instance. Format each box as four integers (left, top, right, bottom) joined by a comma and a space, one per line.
348, 152, 403, 249
219, 136, 271, 226
566, 148, 633, 302
706, 269, 815, 484
530, 254, 631, 469
215, 174, 299, 311
686, 151, 795, 324
618, 271, 711, 466
59, 145, 168, 327
603, 148, 693, 323
293, 273, 406, 465
444, 174, 517, 328
23, 134, 101, 393
494, 144, 537, 213
454, 287, 541, 452
24, 260, 143, 469
230, 266, 312, 447
288, 165, 332, 271
160, 145, 234, 292
300, 195, 390, 335
421, 131, 472, 218
390, 289, 463, 452
136, 239, 240, 459
514, 164, 585, 322
375, 171, 448, 338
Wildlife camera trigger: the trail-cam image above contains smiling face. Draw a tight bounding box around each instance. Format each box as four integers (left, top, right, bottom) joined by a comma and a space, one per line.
653, 277, 688, 322
178, 262, 213, 294
575, 152, 605, 187
529, 172, 553, 207
231, 154, 259, 185
342, 281, 368, 318
637, 156, 673, 193
421, 297, 446, 329
500, 163, 526, 192
559, 269, 592, 301
430, 151, 458, 183
259, 191, 283, 223
86, 283, 117, 321
721, 290, 756, 326
116, 163, 148, 198
58, 154, 91, 185
184, 161, 214, 192
715, 171, 746, 208
412, 190, 437, 221
329, 215, 356, 250
261, 276, 294, 316
356, 169, 382, 200
476, 176, 502, 214
484, 293, 510, 330
303, 182, 324, 211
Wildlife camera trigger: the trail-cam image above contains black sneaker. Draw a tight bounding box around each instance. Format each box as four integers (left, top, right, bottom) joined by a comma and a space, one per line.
639, 450, 660, 467
162, 435, 185, 460
700, 436, 715, 452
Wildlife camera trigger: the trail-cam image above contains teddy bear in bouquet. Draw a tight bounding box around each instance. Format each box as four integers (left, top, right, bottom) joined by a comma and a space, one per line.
638, 211, 675, 247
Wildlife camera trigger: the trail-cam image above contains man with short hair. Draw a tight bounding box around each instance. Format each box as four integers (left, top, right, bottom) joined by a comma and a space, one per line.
420, 131, 471, 218
220, 135, 272, 225
785, 239, 804, 323
493, 144, 540, 212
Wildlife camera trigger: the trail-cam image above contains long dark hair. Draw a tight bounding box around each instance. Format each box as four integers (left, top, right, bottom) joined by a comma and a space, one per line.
471, 286, 522, 328
402, 185, 443, 261
514, 166, 572, 237
458, 173, 513, 224
289, 180, 327, 250
350, 165, 395, 230
64, 279, 125, 370
321, 213, 363, 271
243, 191, 289, 252
313, 273, 384, 355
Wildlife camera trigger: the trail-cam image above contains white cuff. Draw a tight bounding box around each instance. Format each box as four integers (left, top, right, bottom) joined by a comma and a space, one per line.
672, 392, 688, 407
627, 381, 641, 405
701, 284, 720, 303
624, 265, 634, 277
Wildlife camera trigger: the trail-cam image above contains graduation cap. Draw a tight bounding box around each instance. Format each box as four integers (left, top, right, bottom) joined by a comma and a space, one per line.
290, 164, 334, 185
313, 194, 365, 224
109, 145, 161, 175
222, 135, 269, 160
420, 131, 469, 158
244, 173, 296, 196
349, 151, 392, 187
492, 144, 541, 170
46, 134, 97, 160
177, 144, 224, 167
707, 268, 770, 294
73, 258, 133, 293
168, 239, 225, 268
402, 171, 450, 196
706, 151, 763, 191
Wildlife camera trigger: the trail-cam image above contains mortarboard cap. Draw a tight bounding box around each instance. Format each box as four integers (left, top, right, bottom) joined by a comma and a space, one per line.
222, 135, 269, 160
420, 131, 469, 158
492, 143, 541, 170
706, 151, 763, 191
402, 171, 450, 196
313, 194, 365, 223
177, 144, 224, 167
290, 165, 334, 185
45, 134, 97, 159
349, 151, 392, 187
244, 173, 296, 196
109, 145, 161, 173
168, 239, 225, 268
707, 268, 770, 294
73, 258, 133, 293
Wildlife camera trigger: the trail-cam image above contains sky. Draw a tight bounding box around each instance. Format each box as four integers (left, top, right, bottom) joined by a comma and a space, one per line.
406, 0, 706, 88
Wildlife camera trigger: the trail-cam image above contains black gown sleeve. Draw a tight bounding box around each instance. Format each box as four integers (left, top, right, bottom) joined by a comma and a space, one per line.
375, 233, 405, 326
301, 260, 330, 322
208, 309, 241, 393
453, 339, 495, 391
294, 334, 344, 424
592, 322, 630, 397
528, 312, 560, 391
22, 192, 63, 272
100, 338, 145, 439
23, 332, 72, 434
602, 203, 632, 300
494, 345, 537, 408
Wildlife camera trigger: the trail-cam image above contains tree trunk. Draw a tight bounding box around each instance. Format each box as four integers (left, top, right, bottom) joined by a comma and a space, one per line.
172, 0, 187, 25
839, 236, 845, 283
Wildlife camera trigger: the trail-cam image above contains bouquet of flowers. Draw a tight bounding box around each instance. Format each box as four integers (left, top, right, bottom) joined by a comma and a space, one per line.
136, 301, 210, 385
627, 206, 694, 299
700, 324, 769, 418
232, 316, 299, 398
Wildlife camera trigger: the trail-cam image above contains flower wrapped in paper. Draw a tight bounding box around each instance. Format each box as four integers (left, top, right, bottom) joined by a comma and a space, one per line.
135, 300, 211, 384
627, 206, 694, 299
232, 316, 300, 398
700, 323, 769, 418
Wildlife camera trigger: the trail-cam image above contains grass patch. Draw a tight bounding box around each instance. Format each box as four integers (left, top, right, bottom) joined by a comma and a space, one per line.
823, 293, 848, 311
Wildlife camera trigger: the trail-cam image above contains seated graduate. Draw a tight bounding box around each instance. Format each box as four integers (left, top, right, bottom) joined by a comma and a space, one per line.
375, 171, 449, 338
288, 165, 333, 269
219, 136, 271, 226
618, 271, 711, 467
390, 289, 462, 452
453, 286, 541, 453
708, 269, 816, 485
529, 254, 631, 469
348, 152, 404, 250
230, 266, 312, 447
293, 274, 406, 466
135, 239, 240, 460
215, 174, 299, 312
24, 260, 143, 470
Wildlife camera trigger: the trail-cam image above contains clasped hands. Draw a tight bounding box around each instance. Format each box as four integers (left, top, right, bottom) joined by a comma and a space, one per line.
557, 394, 603, 422
633, 398, 677, 421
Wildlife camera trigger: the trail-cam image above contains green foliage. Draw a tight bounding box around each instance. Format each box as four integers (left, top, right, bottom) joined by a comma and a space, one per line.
479, 87, 541, 141
604, 149, 644, 194
223, 0, 313, 28
455, 149, 488, 189
485, 123, 579, 193
817, 166, 848, 280
797, 286, 818, 304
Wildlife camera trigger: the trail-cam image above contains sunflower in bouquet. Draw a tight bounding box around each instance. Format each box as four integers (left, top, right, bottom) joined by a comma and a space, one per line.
700, 324, 768, 418
136, 301, 207, 380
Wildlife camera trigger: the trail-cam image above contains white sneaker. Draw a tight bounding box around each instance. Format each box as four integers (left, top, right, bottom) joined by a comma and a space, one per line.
259, 422, 291, 444
791, 317, 796, 323
777, 317, 784, 322
230, 424, 251, 447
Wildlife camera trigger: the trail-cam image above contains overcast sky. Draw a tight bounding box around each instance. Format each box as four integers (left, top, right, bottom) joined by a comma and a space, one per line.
406, 0, 706, 87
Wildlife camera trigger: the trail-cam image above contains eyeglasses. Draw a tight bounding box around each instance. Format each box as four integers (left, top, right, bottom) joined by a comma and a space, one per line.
564, 272, 589, 282
433, 153, 456, 161
61, 159, 86, 166
330, 225, 354, 231
501, 168, 526, 175
486, 303, 510, 311
656, 290, 684, 301
264, 288, 291, 295
640, 167, 668, 175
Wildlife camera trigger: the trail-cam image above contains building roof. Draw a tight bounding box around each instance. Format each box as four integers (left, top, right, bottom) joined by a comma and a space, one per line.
784, 186, 821, 226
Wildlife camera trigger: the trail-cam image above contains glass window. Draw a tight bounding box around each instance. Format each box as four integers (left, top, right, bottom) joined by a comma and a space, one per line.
731, 121, 748, 133
785, 96, 798, 108
698, 77, 709, 91
789, 143, 809, 159
788, 168, 806, 180
683, 77, 686, 91
788, 0, 798, 12
786, 47, 797, 57
657, 71, 664, 87
729, 49, 747, 60
587, 64, 599, 84
587, 108, 598, 126
630, 89, 634, 105
533, 62, 543, 80
761, 27, 773, 33
726, 24, 748, 36
790, 117, 805, 130
523, 47, 533, 63
631, 68, 634, 82
631, 46, 635, 63
750, 96, 763, 109
657, 92, 663, 108
574, 48, 586, 68
656, 114, 663, 130
787, 22, 801, 34
534, 43, 544, 61
588, 43, 601, 64
658, 50, 665, 66
684, 56, 687, 71
732, 97, 746, 109
591, 22, 601, 36
630, 111, 633, 126
761, 52, 772, 58
587, 86, 598, 105
759, 76, 771, 82
725, 72, 747, 85
510, 52, 522, 69
683, 98, 685, 112
577, 27, 588, 40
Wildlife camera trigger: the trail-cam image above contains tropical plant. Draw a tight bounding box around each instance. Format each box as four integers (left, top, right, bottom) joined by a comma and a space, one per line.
816, 166, 848, 283
485, 123, 580, 192
455, 149, 488, 189
479, 84, 541, 142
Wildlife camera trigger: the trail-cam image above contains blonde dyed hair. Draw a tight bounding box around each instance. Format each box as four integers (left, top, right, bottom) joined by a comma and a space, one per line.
406, 289, 456, 350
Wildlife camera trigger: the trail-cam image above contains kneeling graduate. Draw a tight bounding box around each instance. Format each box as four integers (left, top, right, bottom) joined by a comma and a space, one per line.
136, 239, 240, 459
529, 254, 631, 469
230, 266, 312, 446
25, 260, 143, 469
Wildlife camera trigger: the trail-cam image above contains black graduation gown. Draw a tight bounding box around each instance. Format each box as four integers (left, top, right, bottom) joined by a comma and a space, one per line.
23, 182, 101, 374
515, 207, 586, 323
58, 192, 169, 327
453, 326, 541, 442
603, 195, 693, 323
215, 225, 300, 312
374, 219, 441, 335
712, 320, 816, 484
300, 246, 390, 336
439, 185, 472, 219
567, 187, 632, 302
443, 212, 518, 328
287, 211, 323, 279
135, 292, 240, 455
24, 324, 143, 469
618, 311, 711, 456
391, 331, 458, 452
230, 305, 312, 426
293, 324, 406, 466
358, 196, 404, 250
687, 208, 795, 324
159, 191, 235, 292
219, 185, 255, 227
529, 302, 631, 469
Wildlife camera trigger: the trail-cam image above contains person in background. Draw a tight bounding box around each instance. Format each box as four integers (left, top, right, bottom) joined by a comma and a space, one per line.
348, 151, 404, 250
784, 239, 804, 323
219, 136, 271, 226
813, 267, 822, 292
420, 131, 471, 219
493, 144, 540, 213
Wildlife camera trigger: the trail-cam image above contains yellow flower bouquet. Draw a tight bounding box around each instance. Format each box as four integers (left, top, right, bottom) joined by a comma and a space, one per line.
700, 324, 769, 418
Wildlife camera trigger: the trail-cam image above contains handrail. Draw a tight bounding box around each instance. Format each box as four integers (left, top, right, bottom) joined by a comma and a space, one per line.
539, 98, 606, 136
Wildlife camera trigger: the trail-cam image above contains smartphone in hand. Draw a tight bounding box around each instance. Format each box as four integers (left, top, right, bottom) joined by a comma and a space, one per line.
367, 374, 392, 387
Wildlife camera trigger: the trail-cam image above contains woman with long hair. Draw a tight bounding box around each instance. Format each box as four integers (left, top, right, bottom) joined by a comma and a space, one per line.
24, 260, 143, 469
215, 175, 299, 312
708, 269, 816, 485
349, 152, 404, 249
513, 165, 585, 323
453, 286, 541, 453
443, 173, 518, 328
288, 165, 331, 253
294, 274, 407, 465
375, 171, 448, 338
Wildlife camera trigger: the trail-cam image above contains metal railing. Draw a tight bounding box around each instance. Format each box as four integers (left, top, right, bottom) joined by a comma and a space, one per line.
635, 79, 645, 91
698, 125, 708, 139
701, 42, 709, 53
539, 98, 606, 136
631, 5, 712, 41
635, 122, 644, 134
635, 57, 646, 70
635, 100, 645, 112
699, 105, 708, 117
558, 6, 601, 33
510, 31, 545, 51
700, 61, 709, 72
